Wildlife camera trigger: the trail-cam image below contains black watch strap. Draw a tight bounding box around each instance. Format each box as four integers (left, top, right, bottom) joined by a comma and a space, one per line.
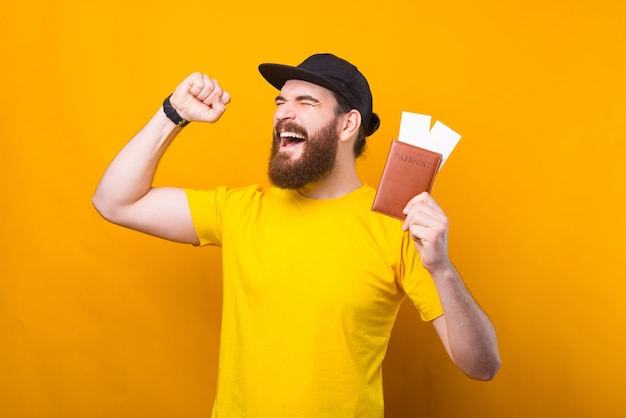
162, 94, 190, 127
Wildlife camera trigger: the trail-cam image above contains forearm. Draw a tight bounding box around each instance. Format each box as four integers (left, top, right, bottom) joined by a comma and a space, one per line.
92, 109, 180, 221
432, 263, 501, 380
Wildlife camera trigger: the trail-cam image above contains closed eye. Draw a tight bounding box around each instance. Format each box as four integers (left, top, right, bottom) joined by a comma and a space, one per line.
295, 95, 320, 106
274, 95, 320, 107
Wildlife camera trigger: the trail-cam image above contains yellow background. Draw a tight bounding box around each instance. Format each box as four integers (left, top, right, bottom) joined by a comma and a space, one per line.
1, 0, 625, 417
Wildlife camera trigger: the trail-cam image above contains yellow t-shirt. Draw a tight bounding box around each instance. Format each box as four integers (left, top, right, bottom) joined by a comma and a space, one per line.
186, 184, 443, 418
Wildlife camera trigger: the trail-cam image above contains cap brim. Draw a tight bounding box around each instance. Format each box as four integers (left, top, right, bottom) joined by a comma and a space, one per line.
258, 63, 344, 99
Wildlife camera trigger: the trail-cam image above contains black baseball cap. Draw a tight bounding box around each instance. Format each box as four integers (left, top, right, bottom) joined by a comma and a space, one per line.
258, 53, 380, 137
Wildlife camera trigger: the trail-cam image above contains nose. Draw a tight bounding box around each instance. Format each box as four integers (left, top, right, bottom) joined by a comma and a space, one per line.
274, 101, 295, 122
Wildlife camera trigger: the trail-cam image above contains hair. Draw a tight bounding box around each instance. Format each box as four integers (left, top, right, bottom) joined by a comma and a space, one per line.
331, 92, 367, 158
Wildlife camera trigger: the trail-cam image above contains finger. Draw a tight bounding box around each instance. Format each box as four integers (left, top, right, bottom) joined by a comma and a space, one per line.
421, 193, 444, 214
208, 97, 227, 118
183, 72, 204, 95
410, 193, 446, 219
195, 74, 217, 102
204, 86, 231, 122
171, 72, 201, 106
221, 90, 231, 105
204, 79, 227, 106
409, 225, 425, 252
402, 191, 430, 215
402, 193, 432, 230
409, 224, 429, 243
403, 202, 446, 234
402, 207, 431, 232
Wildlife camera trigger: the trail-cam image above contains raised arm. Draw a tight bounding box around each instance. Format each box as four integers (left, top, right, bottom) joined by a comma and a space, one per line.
402, 192, 501, 380
92, 73, 230, 244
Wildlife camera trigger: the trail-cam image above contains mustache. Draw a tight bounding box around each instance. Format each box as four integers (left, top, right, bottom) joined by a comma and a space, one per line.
274, 121, 308, 139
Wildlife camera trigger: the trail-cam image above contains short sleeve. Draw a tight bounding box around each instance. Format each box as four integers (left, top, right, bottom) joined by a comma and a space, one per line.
185, 187, 225, 247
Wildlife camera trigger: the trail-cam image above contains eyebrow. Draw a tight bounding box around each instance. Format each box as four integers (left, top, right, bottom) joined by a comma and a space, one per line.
275, 94, 320, 104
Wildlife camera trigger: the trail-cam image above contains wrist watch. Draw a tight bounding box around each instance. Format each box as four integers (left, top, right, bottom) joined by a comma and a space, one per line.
162, 94, 190, 127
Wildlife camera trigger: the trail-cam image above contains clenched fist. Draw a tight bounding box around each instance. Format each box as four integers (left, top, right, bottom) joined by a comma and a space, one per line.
169, 72, 231, 123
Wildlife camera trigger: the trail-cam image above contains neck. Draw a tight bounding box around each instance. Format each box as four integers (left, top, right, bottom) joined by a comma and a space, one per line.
297, 154, 362, 199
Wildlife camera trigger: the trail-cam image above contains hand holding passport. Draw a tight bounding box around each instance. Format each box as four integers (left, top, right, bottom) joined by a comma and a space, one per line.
371, 112, 461, 220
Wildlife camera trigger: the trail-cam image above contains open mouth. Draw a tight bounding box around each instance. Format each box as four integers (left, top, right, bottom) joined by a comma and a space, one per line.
280, 131, 306, 147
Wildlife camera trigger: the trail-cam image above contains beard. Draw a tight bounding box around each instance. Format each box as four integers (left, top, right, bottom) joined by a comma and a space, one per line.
268, 118, 339, 190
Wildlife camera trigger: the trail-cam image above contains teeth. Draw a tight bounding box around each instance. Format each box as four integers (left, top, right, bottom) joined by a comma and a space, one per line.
280, 132, 305, 140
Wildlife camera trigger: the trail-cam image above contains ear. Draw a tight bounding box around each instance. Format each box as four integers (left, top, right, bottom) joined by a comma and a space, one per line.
338, 109, 362, 142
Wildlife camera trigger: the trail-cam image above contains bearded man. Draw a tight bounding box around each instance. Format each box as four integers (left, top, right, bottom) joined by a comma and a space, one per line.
93, 53, 500, 418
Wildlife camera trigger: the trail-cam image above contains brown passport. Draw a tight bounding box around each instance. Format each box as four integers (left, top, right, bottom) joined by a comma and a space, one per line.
372, 140, 443, 220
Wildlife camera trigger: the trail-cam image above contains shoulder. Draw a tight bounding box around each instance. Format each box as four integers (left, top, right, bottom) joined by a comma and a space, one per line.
186, 184, 265, 205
